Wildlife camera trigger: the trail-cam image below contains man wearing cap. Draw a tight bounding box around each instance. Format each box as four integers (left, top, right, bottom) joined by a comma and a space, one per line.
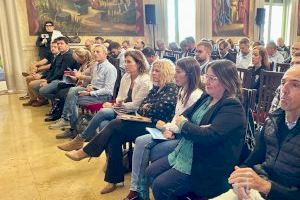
213, 67, 300, 200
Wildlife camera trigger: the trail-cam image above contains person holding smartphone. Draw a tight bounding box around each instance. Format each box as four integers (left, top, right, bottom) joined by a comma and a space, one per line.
35, 21, 62, 60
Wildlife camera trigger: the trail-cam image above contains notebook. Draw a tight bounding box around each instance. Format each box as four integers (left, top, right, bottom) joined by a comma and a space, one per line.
117, 114, 151, 123
146, 127, 168, 140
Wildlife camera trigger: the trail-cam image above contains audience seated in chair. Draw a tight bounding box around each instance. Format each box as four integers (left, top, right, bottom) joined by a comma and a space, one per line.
266, 41, 284, 67
248, 46, 270, 93
21, 40, 59, 101
214, 67, 300, 200
57, 50, 152, 150
45, 48, 94, 122
236, 37, 252, 69
124, 57, 203, 200
23, 37, 78, 107
36, 36, 79, 106
217, 40, 236, 63
145, 60, 246, 200
194, 41, 213, 75
63, 59, 178, 195
108, 41, 126, 75
49, 44, 117, 139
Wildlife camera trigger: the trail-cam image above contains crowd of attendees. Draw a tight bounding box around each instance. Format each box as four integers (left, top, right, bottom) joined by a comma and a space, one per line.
19, 20, 300, 200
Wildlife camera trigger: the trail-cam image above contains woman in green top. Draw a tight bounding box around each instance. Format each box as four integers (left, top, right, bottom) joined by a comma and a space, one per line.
146, 60, 247, 200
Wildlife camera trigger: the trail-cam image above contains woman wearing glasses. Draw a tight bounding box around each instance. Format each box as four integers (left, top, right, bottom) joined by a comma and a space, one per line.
124, 57, 203, 200
146, 60, 247, 200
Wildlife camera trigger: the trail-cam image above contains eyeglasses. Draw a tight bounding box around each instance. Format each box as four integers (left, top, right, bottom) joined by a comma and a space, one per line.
45, 24, 53, 27
203, 74, 218, 82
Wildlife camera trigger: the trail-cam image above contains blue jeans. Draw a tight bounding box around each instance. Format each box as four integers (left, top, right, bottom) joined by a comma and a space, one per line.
38, 80, 60, 100
61, 86, 111, 129
79, 108, 116, 140
146, 156, 191, 200
130, 134, 179, 200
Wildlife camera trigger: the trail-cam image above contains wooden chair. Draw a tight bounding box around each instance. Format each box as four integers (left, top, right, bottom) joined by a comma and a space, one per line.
236, 67, 255, 89
255, 70, 284, 125
274, 63, 290, 72
108, 57, 122, 99
239, 88, 257, 164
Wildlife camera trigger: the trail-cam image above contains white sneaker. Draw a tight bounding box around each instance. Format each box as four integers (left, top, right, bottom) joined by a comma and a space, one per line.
48, 118, 70, 130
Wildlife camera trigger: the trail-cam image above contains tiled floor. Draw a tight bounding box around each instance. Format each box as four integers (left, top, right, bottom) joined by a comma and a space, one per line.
0, 94, 132, 200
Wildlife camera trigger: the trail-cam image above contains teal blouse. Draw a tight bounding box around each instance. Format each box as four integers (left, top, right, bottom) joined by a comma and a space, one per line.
168, 98, 212, 175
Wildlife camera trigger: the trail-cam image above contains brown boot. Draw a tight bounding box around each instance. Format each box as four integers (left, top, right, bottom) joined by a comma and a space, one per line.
100, 183, 117, 194
57, 135, 85, 151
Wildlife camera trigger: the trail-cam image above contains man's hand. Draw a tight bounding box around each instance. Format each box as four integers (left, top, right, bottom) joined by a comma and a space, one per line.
78, 91, 90, 96
162, 130, 175, 140
41, 38, 47, 45
228, 166, 271, 195
33, 73, 42, 80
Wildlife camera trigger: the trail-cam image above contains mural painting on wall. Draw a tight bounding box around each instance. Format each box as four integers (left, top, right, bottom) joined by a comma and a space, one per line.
212, 0, 250, 37
26, 0, 144, 36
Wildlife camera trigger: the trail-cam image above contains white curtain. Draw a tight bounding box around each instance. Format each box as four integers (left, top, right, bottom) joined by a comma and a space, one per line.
195, 0, 212, 42
285, 0, 298, 45
0, 0, 25, 91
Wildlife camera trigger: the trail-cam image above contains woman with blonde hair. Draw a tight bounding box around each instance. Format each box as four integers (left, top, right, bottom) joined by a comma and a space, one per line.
64, 59, 178, 194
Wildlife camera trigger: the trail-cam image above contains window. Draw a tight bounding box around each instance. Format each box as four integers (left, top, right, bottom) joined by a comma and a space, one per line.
263, 0, 286, 43
167, 0, 195, 44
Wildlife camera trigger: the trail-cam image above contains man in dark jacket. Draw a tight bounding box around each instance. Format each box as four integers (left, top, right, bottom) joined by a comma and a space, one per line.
33, 36, 78, 106
219, 67, 300, 200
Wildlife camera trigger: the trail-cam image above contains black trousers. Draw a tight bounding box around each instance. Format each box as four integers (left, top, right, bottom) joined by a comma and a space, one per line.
83, 118, 154, 183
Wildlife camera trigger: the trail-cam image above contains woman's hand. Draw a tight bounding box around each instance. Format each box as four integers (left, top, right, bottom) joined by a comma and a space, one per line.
86, 85, 94, 92
156, 120, 166, 129
73, 69, 81, 79
78, 91, 90, 96
103, 102, 113, 108
115, 99, 123, 106
65, 75, 77, 81
175, 115, 187, 126
163, 130, 175, 139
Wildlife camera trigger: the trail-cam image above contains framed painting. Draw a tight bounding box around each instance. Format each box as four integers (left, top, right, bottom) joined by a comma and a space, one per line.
212, 0, 250, 37
26, 0, 144, 36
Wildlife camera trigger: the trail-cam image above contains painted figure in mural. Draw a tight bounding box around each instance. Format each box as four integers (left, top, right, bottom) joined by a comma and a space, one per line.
73, 0, 90, 16
217, 0, 232, 26
238, 0, 249, 36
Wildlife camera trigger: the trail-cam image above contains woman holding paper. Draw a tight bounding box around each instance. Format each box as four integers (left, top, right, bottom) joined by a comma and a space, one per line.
63, 59, 178, 194
146, 60, 247, 200
124, 57, 203, 200
57, 50, 151, 150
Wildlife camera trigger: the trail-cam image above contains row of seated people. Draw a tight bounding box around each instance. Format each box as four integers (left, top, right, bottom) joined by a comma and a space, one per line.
20, 34, 298, 199
155, 36, 295, 72
51, 55, 300, 200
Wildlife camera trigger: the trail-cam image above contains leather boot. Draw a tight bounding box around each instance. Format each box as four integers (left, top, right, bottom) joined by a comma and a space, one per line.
65, 149, 90, 161
57, 135, 85, 151
100, 183, 117, 194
